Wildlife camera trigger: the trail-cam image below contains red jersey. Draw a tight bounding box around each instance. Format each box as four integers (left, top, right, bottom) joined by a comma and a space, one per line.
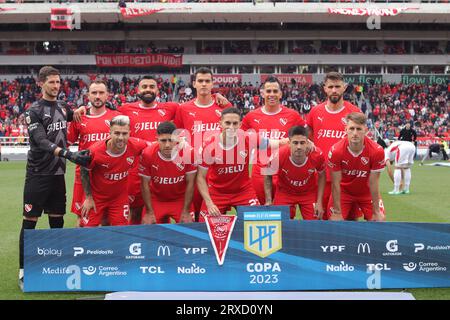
327, 136, 385, 196
87, 137, 148, 203
174, 99, 231, 152
200, 133, 256, 194
306, 101, 360, 181
67, 109, 121, 183
138, 143, 197, 201
241, 105, 306, 176
273, 145, 326, 195
119, 101, 178, 142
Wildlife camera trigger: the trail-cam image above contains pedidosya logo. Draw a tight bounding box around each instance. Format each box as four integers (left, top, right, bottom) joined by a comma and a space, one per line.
244, 210, 282, 258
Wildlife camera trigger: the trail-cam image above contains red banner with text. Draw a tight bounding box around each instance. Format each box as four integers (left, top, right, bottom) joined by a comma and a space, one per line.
95, 54, 183, 68
260, 74, 313, 85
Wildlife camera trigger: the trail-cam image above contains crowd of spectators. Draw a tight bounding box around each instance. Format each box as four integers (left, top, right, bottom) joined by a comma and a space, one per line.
1, 75, 448, 143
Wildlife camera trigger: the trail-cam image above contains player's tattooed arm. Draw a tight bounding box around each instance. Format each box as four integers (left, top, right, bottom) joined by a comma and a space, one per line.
263, 175, 273, 205
80, 167, 96, 218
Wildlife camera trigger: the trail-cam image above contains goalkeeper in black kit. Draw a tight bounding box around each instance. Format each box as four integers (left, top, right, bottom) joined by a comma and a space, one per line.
18, 66, 91, 291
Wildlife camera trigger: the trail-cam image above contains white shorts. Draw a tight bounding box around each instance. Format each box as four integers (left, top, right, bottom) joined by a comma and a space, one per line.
394, 144, 415, 167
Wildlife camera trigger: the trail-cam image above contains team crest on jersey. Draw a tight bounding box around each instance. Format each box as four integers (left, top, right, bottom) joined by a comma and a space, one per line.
24, 204, 33, 213
279, 118, 288, 126
308, 169, 315, 174
328, 150, 333, 159
239, 150, 248, 159
158, 109, 166, 117
341, 117, 347, 125
128, 195, 135, 203
25, 116, 31, 124
215, 109, 222, 117
105, 120, 110, 127
127, 156, 135, 165
176, 163, 185, 171
75, 202, 82, 210
361, 157, 369, 165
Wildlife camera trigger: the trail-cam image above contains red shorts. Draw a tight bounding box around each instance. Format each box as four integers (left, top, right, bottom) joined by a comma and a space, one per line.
252, 174, 278, 205
273, 190, 317, 220
199, 186, 260, 222
128, 174, 144, 209
151, 198, 188, 224
327, 192, 373, 221
322, 181, 364, 220
80, 198, 129, 227
70, 182, 85, 216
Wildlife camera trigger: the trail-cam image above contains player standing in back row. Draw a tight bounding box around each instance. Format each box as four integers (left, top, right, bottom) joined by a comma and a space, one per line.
306, 72, 362, 219
241, 76, 306, 205
19, 66, 91, 290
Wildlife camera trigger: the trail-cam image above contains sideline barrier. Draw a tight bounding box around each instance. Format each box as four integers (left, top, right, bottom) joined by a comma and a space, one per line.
24, 206, 450, 292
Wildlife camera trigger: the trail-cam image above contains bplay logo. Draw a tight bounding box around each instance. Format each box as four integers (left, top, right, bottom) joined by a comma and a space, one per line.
37, 247, 62, 257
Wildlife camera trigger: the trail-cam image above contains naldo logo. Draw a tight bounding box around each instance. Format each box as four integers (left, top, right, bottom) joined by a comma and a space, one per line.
126, 243, 145, 260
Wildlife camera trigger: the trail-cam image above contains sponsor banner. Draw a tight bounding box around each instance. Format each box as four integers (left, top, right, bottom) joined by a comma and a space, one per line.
95, 54, 182, 68
327, 7, 419, 17
213, 74, 242, 86
260, 74, 313, 85
120, 6, 192, 19
50, 8, 75, 30
401, 74, 449, 86
416, 137, 450, 149
24, 206, 450, 292
343, 74, 383, 85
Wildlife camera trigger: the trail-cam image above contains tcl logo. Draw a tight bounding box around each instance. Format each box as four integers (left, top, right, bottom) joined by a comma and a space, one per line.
321, 245, 345, 253
367, 263, 391, 271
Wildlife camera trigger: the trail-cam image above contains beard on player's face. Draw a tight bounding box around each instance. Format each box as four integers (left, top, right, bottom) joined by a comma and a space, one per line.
138, 91, 157, 104
328, 94, 342, 104
91, 99, 105, 108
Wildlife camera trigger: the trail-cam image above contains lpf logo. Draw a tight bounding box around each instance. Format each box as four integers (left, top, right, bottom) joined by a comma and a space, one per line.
244, 211, 282, 258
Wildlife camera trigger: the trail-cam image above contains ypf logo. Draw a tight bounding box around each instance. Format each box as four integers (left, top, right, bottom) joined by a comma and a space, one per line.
129, 243, 142, 256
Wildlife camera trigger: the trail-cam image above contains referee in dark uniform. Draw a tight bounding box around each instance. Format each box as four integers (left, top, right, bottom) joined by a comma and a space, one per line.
19, 66, 91, 290
398, 122, 417, 158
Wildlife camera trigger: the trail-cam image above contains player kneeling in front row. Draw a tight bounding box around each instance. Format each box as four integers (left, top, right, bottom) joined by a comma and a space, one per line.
138, 122, 196, 224
327, 112, 386, 221
264, 125, 326, 220
80, 115, 148, 227
197, 107, 288, 221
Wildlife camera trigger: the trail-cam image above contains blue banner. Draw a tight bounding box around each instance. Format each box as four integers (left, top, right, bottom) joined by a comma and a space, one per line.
24, 206, 450, 292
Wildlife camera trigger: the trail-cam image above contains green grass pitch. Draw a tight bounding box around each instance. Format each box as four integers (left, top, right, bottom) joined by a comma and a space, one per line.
0, 161, 449, 300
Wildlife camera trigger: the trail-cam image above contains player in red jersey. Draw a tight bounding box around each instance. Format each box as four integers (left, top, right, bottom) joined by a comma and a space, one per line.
197, 107, 288, 220
241, 76, 306, 205
80, 115, 148, 227
174, 67, 233, 221
327, 112, 385, 221
264, 125, 326, 220
67, 80, 120, 226
306, 72, 361, 215
139, 122, 196, 224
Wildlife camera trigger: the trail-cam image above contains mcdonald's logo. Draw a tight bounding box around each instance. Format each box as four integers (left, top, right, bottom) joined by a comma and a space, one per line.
157, 245, 171, 257
357, 243, 371, 254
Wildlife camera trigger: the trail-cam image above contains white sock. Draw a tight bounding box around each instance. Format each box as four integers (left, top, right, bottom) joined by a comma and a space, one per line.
394, 169, 402, 192
403, 168, 411, 191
